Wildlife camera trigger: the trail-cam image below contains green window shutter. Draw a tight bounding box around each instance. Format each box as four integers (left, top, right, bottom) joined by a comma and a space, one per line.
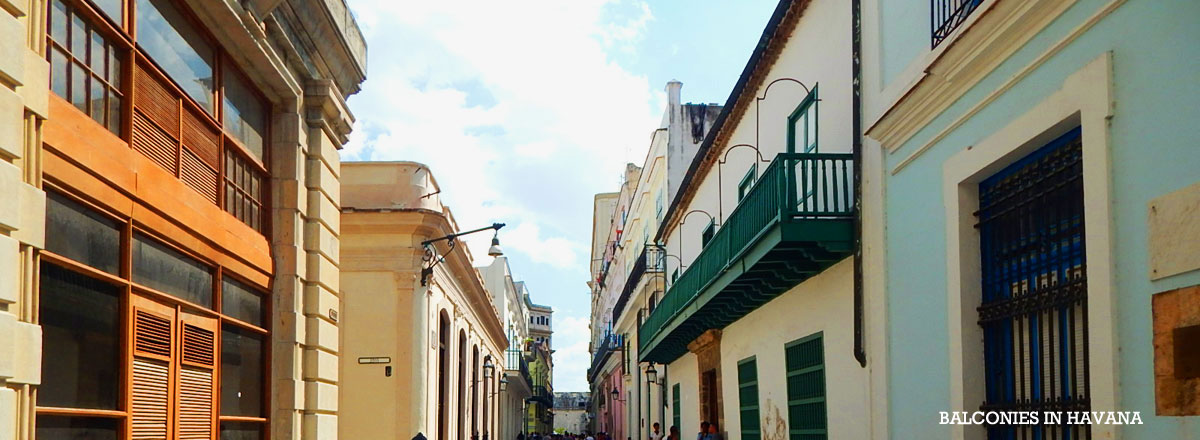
785, 333, 826, 440
738, 357, 760, 440
672, 383, 681, 429
700, 221, 715, 248
737, 164, 757, 202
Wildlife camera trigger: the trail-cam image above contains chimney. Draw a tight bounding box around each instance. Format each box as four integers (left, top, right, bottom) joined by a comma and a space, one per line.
666, 80, 682, 108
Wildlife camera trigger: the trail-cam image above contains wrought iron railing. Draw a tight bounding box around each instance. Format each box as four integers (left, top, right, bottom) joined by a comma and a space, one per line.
931, 0, 985, 48
638, 153, 853, 353
612, 245, 662, 324
532, 385, 554, 407
588, 331, 624, 381
505, 348, 531, 386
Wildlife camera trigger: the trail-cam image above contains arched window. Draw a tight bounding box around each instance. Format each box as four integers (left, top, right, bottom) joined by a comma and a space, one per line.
458, 331, 467, 440
438, 312, 450, 440
472, 345, 480, 440
482, 354, 491, 440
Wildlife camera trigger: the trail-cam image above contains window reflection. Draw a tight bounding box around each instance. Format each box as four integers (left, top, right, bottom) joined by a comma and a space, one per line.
223, 66, 267, 161
35, 416, 120, 440
221, 326, 264, 417
136, 0, 215, 113
222, 277, 264, 327
132, 234, 214, 307
40, 264, 121, 410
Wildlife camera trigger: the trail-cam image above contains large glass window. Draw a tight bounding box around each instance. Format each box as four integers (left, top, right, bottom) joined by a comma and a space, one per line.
45, 193, 121, 275
224, 150, 264, 232
222, 277, 264, 327
91, 0, 123, 27
220, 325, 264, 417
136, 0, 215, 113
35, 416, 120, 440
39, 263, 122, 410
222, 65, 267, 161
219, 421, 263, 440
46, 0, 123, 135
132, 233, 213, 306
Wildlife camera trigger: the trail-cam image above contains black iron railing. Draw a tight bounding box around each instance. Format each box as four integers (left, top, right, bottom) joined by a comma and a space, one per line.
588, 332, 624, 382
931, 0, 985, 48
532, 385, 554, 407
505, 348, 531, 386
612, 245, 663, 324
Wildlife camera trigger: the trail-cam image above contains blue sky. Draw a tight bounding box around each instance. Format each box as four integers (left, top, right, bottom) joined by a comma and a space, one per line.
344, 0, 778, 392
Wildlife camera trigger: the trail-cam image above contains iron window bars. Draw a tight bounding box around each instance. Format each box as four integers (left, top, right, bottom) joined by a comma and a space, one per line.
932, 0, 985, 48
976, 127, 1090, 439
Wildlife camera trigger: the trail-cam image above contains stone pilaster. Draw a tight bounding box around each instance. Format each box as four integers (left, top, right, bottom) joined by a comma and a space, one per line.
0, 0, 47, 439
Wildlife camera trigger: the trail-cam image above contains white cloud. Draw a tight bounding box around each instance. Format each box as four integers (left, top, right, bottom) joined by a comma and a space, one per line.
552, 316, 594, 392
345, 0, 661, 393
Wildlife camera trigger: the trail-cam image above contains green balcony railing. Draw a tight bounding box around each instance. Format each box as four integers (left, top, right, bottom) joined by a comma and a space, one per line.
638, 152, 854, 354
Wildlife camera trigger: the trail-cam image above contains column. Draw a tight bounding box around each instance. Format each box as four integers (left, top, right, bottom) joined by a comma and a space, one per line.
0, 0, 48, 438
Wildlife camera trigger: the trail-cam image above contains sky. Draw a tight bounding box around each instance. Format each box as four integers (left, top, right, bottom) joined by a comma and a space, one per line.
343, 0, 779, 392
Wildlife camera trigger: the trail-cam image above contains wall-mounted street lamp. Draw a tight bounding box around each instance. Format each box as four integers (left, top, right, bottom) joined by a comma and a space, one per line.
484, 358, 495, 380
421, 222, 506, 285
499, 374, 509, 392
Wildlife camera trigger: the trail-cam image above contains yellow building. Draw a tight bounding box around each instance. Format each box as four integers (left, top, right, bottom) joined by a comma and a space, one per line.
341, 161, 509, 440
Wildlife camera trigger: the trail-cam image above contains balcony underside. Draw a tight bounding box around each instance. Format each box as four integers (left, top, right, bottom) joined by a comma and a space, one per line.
639, 218, 853, 364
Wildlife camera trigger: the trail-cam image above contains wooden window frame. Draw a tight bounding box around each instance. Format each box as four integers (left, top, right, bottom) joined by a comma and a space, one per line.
737, 164, 757, 202
47, 0, 273, 236
700, 220, 716, 249
36, 187, 272, 440
786, 86, 819, 154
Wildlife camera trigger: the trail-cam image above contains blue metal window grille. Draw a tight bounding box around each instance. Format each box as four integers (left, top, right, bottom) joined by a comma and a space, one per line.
977, 127, 1089, 439
932, 0, 985, 48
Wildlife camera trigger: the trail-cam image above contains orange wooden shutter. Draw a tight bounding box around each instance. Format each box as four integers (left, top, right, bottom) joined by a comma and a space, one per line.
131, 298, 176, 440
177, 312, 217, 440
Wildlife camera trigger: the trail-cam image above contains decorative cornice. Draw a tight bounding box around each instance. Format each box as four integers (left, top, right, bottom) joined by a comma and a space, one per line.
865, 0, 1076, 153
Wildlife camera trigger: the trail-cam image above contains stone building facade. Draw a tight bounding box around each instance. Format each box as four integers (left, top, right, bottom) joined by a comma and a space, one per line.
0, 0, 365, 439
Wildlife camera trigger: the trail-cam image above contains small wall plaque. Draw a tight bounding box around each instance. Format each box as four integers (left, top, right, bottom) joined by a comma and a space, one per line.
358, 357, 391, 364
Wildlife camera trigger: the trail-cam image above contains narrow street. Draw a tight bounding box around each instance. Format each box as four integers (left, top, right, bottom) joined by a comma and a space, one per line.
0, 0, 1197, 440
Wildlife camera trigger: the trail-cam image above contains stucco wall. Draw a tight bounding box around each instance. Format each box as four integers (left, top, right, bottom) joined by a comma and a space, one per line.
864, 0, 1200, 438
719, 260, 864, 440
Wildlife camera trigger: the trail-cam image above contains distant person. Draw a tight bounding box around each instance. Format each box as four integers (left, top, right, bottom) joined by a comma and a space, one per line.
706, 423, 721, 440
650, 423, 663, 440
517, 433, 525, 440
696, 422, 709, 440
586, 432, 595, 440
668, 426, 680, 440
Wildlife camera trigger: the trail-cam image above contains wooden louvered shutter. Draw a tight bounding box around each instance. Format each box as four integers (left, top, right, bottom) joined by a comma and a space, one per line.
131, 299, 176, 440
132, 60, 220, 204
133, 62, 181, 175
178, 312, 217, 440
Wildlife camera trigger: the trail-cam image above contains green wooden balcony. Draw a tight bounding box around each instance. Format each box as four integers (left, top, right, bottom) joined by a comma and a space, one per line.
638, 153, 855, 363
